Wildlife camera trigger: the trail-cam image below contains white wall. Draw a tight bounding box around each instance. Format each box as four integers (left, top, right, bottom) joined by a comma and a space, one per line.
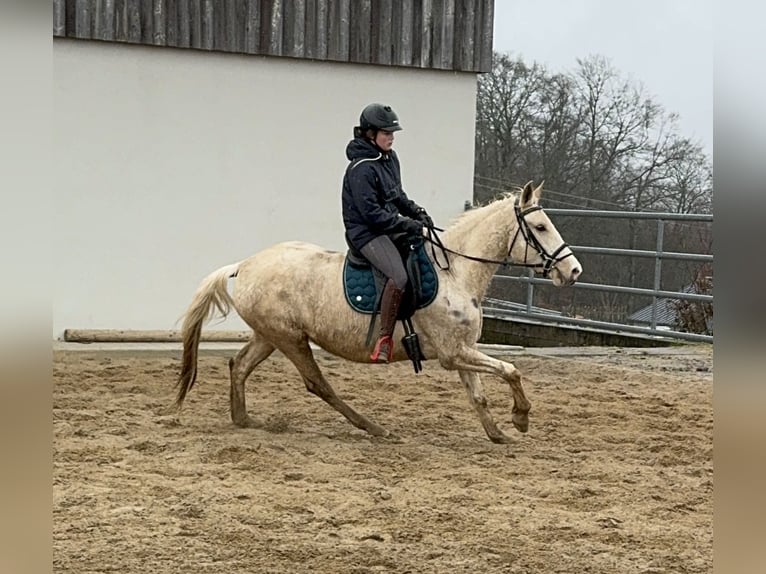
53, 39, 478, 338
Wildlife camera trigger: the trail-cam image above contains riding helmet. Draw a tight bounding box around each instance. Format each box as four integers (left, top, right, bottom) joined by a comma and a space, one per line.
359, 103, 403, 132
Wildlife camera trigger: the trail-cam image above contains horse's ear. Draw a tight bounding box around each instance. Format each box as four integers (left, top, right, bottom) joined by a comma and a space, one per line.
521, 180, 539, 206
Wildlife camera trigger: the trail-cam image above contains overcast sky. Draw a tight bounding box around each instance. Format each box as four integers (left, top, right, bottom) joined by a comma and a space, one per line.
492, 0, 713, 155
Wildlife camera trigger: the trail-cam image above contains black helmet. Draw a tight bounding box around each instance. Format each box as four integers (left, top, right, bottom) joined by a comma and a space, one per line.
359, 103, 403, 132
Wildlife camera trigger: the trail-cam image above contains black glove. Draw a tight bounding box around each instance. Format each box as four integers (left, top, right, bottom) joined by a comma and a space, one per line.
415, 208, 434, 228
401, 217, 424, 238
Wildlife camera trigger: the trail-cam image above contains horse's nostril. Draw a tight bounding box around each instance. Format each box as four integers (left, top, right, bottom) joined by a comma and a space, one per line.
572, 267, 581, 277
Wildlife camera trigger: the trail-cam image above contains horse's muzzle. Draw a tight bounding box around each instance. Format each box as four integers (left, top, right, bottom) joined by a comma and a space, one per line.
551, 256, 582, 287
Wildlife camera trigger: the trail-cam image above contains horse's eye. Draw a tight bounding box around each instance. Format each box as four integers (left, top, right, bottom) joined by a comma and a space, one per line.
535, 224, 546, 232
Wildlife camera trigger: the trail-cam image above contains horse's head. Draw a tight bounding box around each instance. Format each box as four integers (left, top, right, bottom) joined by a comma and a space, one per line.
509, 181, 582, 286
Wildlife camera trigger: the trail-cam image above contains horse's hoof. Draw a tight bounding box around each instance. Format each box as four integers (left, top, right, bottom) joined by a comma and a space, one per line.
373, 431, 402, 443
366, 424, 390, 437
511, 413, 529, 433
489, 432, 513, 444
233, 416, 259, 429
511, 421, 529, 433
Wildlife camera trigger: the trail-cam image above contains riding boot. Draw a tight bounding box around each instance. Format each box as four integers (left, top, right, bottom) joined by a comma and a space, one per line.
370, 280, 404, 363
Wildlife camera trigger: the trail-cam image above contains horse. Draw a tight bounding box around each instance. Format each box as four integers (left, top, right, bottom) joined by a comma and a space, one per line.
174, 181, 582, 443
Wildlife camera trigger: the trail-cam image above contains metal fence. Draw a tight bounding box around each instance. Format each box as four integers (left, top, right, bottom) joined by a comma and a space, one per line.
487, 209, 713, 343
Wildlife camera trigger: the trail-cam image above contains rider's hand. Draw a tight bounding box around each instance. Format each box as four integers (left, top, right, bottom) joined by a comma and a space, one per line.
402, 217, 424, 237
415, 208, 434, 228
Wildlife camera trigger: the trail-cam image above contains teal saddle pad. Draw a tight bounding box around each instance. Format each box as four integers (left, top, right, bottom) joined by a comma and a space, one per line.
342, 243, 438, 314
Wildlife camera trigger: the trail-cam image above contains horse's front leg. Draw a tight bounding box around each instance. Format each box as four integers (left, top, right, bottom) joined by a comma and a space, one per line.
445, 345, 531, 438
457, 370, 513, 444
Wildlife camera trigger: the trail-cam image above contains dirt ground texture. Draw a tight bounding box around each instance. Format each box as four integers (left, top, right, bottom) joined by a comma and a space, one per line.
53, 345, 713, 574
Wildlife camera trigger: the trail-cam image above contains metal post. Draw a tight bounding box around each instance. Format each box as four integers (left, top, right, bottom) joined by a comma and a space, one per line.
650, 220, 665, 331
526, 268, 534, 314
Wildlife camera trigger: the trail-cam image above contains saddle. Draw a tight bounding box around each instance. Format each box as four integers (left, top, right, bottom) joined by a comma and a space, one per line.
342, 237, 438, 372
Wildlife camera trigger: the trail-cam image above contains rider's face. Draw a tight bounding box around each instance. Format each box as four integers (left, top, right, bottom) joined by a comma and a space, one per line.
374, 130, 395, 151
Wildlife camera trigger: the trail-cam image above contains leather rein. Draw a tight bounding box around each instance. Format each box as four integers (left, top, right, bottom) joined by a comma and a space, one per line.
423, 200, 575, 278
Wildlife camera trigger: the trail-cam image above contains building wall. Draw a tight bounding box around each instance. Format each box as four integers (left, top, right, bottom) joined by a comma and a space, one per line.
53, 38, 478, 337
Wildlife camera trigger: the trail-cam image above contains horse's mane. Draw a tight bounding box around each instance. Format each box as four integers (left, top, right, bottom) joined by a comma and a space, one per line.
445, 191, 520, 235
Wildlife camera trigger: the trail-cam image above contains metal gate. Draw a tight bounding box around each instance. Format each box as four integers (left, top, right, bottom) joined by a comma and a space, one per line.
485, 209, 713, 344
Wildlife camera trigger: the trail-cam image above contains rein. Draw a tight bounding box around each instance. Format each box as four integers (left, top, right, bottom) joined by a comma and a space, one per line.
423, 201, 575, 277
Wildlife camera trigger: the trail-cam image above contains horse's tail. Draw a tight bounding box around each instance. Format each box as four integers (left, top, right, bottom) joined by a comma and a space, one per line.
174, 262, 240, 409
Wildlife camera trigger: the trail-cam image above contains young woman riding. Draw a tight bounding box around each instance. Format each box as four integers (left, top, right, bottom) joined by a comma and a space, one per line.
341, 103, 434, 363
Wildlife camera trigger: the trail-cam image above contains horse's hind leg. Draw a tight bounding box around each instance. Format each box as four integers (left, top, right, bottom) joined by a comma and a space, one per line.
278, 337, 389, 437
229, 335, 275, 428
458, 370, 513, 444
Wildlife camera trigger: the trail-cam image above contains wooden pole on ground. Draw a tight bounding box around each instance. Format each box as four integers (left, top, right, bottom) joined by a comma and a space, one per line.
63, 329, 251, 343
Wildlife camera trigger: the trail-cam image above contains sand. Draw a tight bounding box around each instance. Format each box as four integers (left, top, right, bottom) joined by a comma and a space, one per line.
53, 345, 713, 573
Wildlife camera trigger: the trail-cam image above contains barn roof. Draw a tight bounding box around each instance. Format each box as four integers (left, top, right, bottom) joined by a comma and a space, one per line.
627, 283, 705, 326
52, 0, 496, 73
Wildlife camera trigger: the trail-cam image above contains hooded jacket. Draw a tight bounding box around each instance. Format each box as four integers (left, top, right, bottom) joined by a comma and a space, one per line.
341, 137, 423, 250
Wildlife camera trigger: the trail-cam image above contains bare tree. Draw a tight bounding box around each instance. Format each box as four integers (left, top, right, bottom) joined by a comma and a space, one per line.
475, 51, 713, 318
475, 54, 549, 194
658, 143, 713, 213
476, 53, 712, 211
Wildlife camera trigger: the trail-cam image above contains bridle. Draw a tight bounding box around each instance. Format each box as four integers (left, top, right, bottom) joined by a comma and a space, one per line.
510, 201, 575, 277
424, 200, 575, 278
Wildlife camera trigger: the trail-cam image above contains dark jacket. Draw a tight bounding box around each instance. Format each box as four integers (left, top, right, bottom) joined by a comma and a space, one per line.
341, 137, 423, 250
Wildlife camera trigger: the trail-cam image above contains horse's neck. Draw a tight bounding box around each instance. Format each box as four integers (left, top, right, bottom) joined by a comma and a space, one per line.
441, 197, 518, 300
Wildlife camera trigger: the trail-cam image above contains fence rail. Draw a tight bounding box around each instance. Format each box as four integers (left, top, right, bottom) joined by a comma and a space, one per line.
545, 209, 713, 222
568, 245, 712, 263
489, 209, 713, 344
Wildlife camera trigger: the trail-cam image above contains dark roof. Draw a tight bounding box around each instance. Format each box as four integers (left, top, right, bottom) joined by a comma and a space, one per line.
52, 0, 495, 73
628, 299, 679, 326
627, 284, 702, 326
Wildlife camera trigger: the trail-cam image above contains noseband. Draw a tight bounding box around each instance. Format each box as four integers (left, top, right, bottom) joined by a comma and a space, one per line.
510, 201, 575, 278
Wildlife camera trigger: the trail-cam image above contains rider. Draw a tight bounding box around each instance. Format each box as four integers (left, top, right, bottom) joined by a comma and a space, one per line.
341, 103, 434, 363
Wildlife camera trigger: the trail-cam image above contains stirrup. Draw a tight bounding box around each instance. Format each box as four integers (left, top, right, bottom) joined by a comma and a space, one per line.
370, 335, 394, 363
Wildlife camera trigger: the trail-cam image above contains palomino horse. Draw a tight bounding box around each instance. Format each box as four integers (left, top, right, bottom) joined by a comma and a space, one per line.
175, 181, 581, 443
